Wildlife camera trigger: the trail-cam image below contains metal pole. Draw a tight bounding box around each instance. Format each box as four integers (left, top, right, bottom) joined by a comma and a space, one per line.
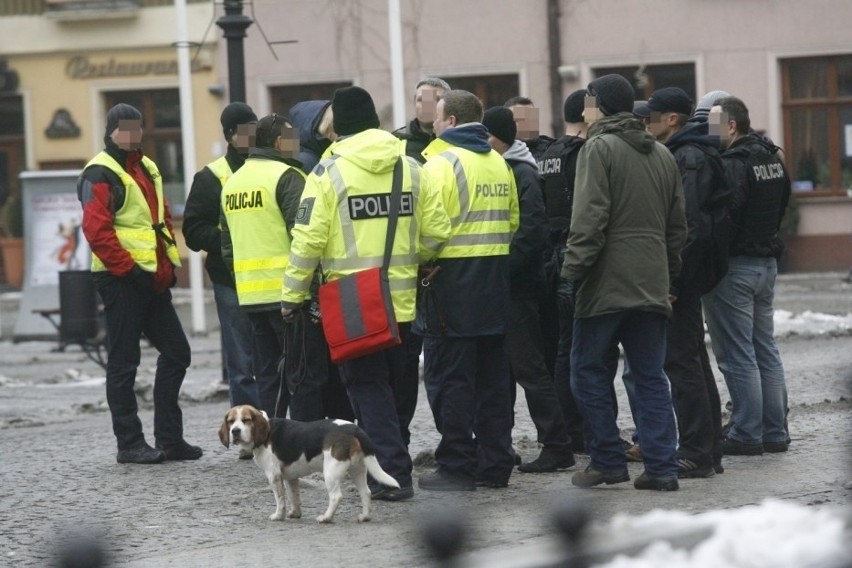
174, 0, 206, 335
216, 0, 253, 103
388, 0, 406, 129
547, 0, 564, 138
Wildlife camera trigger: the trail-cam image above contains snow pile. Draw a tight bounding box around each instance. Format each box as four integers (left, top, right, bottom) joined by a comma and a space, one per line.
598, 500, 849, 568
774, 310, 852, 337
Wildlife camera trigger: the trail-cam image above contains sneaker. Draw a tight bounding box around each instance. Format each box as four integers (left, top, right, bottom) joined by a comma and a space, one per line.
418, 470, 476, 492
518, 449, 575, 473
117, 442, 165, 464
763, 441, 789, 453
571, 465, 629, 488
158, 440, 203, 461
625, 444, 643, 462
721, 437, 763, 456
634, 472, 679, 491
676, 458, 715, 479
371, 484, 414, 501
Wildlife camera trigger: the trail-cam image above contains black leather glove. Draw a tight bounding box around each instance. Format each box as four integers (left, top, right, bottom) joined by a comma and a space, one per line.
556, 279, 576, 313
127, 265, 154, 294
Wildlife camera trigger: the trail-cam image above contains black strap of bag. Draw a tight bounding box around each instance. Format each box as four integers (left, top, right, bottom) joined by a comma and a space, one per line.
381, 158, 404, 274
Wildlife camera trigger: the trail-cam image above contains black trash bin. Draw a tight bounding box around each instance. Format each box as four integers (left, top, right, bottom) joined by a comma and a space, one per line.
58, 270, 106, 368
59, 270, 100, 343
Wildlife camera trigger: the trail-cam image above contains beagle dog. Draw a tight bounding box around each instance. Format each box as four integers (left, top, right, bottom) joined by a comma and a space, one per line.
219, 405, 400, 523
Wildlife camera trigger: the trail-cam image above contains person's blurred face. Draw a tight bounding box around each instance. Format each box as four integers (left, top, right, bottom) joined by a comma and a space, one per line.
112, 119, 143, 151
415, 86, 445, 126
510, 105, 538, 140
276, 123, 300, 158
433, 99, 454, 136
582, 96, 603, 125
644, 111, 676, 142
709, 105, 733, 149
231, 123, 257, 155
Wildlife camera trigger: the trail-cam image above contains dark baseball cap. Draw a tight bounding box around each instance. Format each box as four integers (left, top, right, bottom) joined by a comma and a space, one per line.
633, 87, 693, 117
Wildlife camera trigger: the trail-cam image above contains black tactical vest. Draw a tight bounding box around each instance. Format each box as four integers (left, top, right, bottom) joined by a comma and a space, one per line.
724, 136, 791, 258
537, 135, 585, 231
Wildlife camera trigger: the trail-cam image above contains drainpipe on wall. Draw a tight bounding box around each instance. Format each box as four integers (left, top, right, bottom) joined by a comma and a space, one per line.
547, 0, 563, 138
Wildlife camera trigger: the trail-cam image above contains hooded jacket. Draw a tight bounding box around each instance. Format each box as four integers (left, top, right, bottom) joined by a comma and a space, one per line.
289, 100, 333, 174
561, 113, 687, 319
414, 123, 519, 336
280, 128, 451, 323
503, 140, 548, 298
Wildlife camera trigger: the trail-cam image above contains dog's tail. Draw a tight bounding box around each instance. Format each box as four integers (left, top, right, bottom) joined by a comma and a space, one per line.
364, 456, 400, 489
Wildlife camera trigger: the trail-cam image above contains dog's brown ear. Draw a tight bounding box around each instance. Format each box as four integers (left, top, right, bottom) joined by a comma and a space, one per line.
218, 412, 231, 448
252, 408, 270, 445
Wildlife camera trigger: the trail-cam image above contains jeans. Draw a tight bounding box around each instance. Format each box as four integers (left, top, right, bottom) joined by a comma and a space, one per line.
703, 256, 787, 445
572, 310, 677, 479
97, 277, 191, 451
338, 324, 413, 487
212, 282, 259, 408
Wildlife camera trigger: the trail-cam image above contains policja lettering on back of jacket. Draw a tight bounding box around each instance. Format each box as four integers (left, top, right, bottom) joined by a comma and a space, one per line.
223, 189, 264, 212
348, 192, 414, 220
752, 163, 785, 181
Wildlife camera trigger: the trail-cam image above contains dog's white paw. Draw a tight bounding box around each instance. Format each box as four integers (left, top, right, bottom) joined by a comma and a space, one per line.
316, 514, 333, 524
358, 513, 371, 522
269, 511, 284, 521
286, 509, 301, 519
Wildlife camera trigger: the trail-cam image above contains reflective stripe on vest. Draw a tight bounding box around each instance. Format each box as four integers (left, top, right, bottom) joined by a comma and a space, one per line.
319, 155, 422, 319
222, 159, 301, 305
84, 151, 181, 272
436, 149, 515, 259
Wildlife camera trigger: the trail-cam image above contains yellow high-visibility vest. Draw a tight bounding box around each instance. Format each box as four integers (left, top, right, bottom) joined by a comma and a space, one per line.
83, 151, 181, 272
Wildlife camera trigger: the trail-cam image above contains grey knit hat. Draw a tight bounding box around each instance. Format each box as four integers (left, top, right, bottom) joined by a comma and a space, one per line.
693, 90, 731, 121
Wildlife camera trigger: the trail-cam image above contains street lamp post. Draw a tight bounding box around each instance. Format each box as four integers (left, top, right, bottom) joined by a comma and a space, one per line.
216, 0, 253, 103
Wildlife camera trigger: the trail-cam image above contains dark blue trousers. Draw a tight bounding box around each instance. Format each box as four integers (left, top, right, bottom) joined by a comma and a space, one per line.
424, 335, 514, 484
338, 324, 413, 487
97, 277, 190, 451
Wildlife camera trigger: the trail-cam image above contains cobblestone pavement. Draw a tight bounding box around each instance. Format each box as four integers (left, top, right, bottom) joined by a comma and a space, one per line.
0, 273, 850, 567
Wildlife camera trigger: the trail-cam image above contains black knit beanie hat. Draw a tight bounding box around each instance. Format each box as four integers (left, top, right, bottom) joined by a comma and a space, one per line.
482, 106, 517, 145
332, 86, 380, 136
586, 74, 635, 116
104, 103, 142, 140
563, 89, 587, 123
220, 102, 258, 139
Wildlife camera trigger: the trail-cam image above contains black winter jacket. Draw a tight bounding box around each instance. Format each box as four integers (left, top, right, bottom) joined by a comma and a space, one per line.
392, 119, 433, 164
665, 121, 727, 295
504, 141, 548, 298
182, 144, 246, 287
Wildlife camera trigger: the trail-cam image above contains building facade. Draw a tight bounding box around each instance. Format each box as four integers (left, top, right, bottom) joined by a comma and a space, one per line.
1, 0, 850, 276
